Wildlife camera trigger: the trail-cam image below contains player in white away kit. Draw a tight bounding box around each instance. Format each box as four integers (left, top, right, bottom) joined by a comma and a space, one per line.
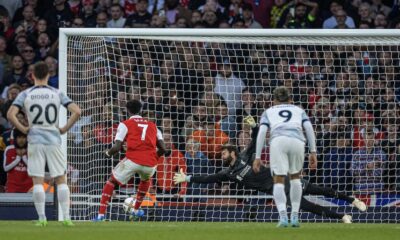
253, 86, 317, 228
7, 62, 81, 227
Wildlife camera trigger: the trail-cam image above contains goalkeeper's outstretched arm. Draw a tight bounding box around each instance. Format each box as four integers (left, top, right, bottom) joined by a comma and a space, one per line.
174, 168, 229, 185
242, 115, 259, 157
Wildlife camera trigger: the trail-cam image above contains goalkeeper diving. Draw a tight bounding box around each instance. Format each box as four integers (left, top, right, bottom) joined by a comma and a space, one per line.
174, 116, 366, 223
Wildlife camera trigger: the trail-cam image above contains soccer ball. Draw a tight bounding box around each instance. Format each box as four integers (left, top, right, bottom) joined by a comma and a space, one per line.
123, 197, 136, 213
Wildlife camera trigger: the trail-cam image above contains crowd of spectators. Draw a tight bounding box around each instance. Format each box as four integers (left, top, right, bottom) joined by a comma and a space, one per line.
0, 0, 399, 202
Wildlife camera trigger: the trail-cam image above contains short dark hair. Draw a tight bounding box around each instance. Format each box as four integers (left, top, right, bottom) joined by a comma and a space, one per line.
361, 21, 375, 29
242, 3, 253, 11
273, 86, 290, 102
221, 144, 239, 157
13, 128, 26, 140
242, 87, 250, 94
126, 99, 142, 115
33, 61, 49, 80
330, 0, 343, 7
206, 116, 215, 125
0, 5, 9, 18
111, 3, 123, 10
217, 100, 227, 108
8, 83, 22, 92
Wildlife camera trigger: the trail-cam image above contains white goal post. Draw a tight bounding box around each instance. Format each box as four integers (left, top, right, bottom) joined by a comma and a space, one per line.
59, 28, 400, 222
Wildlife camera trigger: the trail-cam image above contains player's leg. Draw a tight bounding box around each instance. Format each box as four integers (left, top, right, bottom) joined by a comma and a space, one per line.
288, 172, 302, 227
94, 159, 130, 220
302, 181, 366, 211
95, 177, 119, 220
54, 175, 74, 226
288, 139, 305, 227
28, 144, 47, 226
270, 138, 289, 227
95, 176, 119, 220
47, 145, 72, 225
273, 175, 288, 227
32, 176, 47, 226
299, 197, 352, 223
132, 162, 156, 217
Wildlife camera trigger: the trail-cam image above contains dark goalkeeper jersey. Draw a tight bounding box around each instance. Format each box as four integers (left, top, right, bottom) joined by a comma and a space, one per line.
190, 126, 275, 193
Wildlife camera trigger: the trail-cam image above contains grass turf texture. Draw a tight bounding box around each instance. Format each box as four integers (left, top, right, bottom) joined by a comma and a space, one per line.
1, 221, 398, 240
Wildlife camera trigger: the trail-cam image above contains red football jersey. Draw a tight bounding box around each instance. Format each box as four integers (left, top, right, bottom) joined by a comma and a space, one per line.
118, 116, 159, 167
4, 146, 33, 193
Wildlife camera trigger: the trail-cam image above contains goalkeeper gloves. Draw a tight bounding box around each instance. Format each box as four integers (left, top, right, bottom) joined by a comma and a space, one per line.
243, 115, 257, 128
173, 168, 187, 185
104, 150, 112, 158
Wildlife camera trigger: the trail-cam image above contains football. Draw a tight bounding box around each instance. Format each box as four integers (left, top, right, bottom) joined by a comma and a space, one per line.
123, 197, 136, 214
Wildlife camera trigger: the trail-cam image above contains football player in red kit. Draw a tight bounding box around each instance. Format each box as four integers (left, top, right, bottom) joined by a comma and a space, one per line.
94, 100, 169, 221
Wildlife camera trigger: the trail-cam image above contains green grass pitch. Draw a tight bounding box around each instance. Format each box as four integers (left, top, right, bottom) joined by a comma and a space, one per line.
1, 221, 399, 240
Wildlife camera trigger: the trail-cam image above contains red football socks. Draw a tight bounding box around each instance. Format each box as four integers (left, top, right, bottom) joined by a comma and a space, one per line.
134, 180, 151, 210
99, 181, 115, 214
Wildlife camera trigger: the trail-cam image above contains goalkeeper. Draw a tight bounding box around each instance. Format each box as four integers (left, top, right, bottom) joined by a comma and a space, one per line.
174, 116, 366, 223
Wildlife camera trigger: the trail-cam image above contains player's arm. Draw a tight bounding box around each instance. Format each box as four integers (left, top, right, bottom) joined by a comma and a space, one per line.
105, 122, 127, 158
7, 91, 28, 134
298, 0, 318, 19
59, 103, 81, 134
7, 106, 29, 134
156, 139, 168, 157
58, 92, 81, 134
3, 147, 22, 172
106, 140, 123, 157
242, 115, 259, 157
173, 168, 229, 185
302, 113, 317, 169
254, 112, 270, 173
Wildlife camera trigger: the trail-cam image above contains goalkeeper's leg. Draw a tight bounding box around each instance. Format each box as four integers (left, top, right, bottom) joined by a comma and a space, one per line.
302, 181, 354, 203
300, 197, 345, 220
302, 181, 366, 211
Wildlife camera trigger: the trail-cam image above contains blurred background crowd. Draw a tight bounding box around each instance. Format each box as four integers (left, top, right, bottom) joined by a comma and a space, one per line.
0, 0, 399, 203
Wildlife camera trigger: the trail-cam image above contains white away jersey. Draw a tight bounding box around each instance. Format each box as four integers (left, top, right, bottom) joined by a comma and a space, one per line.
12, 85, 72, 145
260, 104, 309, 143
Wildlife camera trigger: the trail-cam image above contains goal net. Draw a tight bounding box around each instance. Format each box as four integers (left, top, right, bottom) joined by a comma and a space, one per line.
60, 29, 400, 222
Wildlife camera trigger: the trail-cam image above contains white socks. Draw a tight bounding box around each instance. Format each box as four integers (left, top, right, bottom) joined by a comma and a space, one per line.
290, 179, 302, 218
33, 184, 46, 221
58, 184, 71, 221
273, 183, 287, 220
33, 183, 71, 221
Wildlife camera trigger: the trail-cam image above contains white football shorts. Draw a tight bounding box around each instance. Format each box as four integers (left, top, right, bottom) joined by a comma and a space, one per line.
112, 158, 156, 184
28, 144, 66, 178
270, 136, 305, 175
